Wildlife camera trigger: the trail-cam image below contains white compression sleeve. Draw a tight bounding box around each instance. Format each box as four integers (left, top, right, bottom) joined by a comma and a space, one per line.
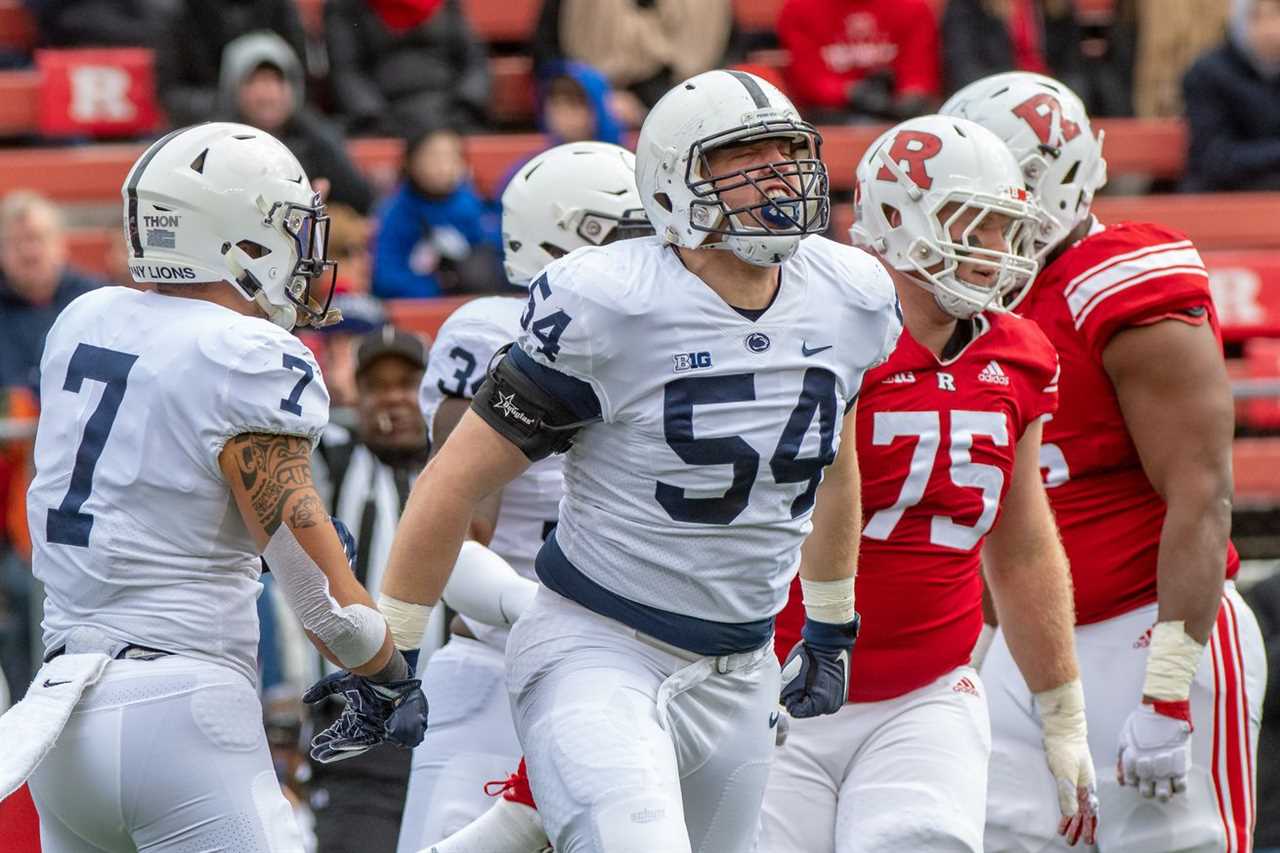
263, 524, 386, 669
442, 540, 538, 628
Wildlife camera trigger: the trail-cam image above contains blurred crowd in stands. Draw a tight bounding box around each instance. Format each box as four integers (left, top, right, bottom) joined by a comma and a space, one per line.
2, 0, 1280, 849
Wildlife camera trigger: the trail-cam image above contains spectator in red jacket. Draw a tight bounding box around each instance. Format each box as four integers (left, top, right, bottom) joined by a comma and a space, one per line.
778, 0, 940, 122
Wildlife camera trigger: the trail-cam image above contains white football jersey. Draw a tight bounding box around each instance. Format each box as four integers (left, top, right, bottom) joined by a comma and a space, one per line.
514, 236, 901, 639
420, 296, 564, 631
27, 287, 328, 684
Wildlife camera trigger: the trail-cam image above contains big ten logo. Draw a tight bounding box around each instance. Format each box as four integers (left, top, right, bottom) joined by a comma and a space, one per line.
1208, 267, 1266, 329
69, 65, 137, 122
673, 351, 713, 373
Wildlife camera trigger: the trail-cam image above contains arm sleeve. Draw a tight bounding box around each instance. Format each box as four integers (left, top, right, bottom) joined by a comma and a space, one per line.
1181, 60, 1280, 191
893, 1, 941, 97
1070, 236, 1216, 357
515, 260, 615, 421
204, 328, 330, 464
778, 0, 851, 109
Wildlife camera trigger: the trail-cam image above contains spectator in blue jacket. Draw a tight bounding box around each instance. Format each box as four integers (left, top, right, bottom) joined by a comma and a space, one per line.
1182, 0, 1280, 191
371, 127, 505, 299
538, 60, 624, 146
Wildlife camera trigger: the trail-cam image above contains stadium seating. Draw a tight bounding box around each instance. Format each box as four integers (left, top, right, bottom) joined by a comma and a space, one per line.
0, 0, 790, 54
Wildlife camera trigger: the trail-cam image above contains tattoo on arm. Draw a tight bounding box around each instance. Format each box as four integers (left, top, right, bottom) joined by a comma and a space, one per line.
227, 434, 321, 535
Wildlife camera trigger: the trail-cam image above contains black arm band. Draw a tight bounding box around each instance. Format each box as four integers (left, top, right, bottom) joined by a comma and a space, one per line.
471, 347, 598, 461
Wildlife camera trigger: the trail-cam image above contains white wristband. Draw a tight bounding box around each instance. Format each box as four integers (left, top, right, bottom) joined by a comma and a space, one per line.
377, 592, 433, 651
800, 576, 856, 625
1142, 621, 1205, 702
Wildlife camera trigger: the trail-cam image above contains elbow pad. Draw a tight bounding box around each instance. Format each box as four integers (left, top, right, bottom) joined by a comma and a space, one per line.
263, 523, 387, 669
471, 347, 596, 461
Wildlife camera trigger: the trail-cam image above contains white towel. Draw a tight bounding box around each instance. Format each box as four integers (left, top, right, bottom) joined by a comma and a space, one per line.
0, 652, 110, 799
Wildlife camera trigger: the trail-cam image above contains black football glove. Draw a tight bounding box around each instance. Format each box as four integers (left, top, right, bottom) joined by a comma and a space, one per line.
303, 670, 427, 763
779, 615, 859, 718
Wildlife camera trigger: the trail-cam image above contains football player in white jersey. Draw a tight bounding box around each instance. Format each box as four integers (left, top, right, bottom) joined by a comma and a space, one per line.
376, 69, 902, 853
9, 123, 425, 853
396, 140, 651, 852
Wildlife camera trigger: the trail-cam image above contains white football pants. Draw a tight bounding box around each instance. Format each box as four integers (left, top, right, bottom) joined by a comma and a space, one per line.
28, 655, 303, 853
397, 635, 523, 852
505, 588, 780, 853
984, 584, 1265, 853
757, 665, 990, 853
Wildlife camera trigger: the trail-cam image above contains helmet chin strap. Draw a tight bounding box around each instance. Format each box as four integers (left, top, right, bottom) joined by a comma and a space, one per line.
223, 242, 298, 330
720, 209, 803, 267
254, 291, 298, 330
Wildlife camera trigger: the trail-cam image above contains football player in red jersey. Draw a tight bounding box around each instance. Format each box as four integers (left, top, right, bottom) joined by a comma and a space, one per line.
756, 114, 1096, 853
943, 72, 1266, 853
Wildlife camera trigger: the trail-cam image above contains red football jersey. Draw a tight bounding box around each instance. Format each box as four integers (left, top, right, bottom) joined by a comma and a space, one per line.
775, 311, 1059, 702
1020, 221, 1240, 626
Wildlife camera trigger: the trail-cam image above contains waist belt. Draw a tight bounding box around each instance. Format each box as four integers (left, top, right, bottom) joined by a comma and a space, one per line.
44, 643, 173, 664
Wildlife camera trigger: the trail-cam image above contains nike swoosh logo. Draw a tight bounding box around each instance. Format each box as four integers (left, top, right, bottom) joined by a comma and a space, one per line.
769, 711, 780, 728
802, 343, 833, 357
42, 679, 72, 688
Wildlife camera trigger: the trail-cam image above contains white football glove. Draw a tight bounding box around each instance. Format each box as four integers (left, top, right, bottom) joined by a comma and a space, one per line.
1116, 702, 1192, 801
1116, 621, 1203, 802
1036, 680, 1100, 847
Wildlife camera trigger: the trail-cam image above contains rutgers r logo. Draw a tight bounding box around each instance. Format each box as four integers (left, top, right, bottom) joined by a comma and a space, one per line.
876, 130, 943, 190
1011, 93, 1081, 148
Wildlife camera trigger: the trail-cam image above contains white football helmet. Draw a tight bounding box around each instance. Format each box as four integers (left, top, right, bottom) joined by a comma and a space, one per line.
500, 141, 651, 286
122, 122, 337, 330
851, 115, 1041, 319
635, 69, 828, 267
940, 72, 1107, 260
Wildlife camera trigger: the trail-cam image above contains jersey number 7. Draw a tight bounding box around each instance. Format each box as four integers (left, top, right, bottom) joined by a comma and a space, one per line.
46, 344, 139, 547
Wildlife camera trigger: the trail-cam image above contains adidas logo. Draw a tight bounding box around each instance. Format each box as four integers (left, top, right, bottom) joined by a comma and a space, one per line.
882, 371, 916, 384
953, 676, 980, 697
978, 360, 1009, 385
1134, 627, 1152, 649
